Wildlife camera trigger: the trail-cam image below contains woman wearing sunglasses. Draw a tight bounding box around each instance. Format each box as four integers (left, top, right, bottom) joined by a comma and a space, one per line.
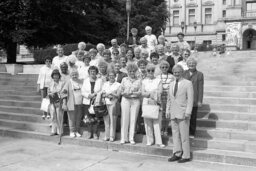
157, 61, 175, 136
142, 64, 165, 147
177, 49, 191, 71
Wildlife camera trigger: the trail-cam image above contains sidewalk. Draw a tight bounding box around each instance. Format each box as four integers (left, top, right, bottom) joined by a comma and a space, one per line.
0, 136, 255, 171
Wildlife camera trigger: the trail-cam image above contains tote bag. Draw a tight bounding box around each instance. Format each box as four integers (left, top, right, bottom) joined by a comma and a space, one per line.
142, 98, 159, 119
40, 98, 50, 112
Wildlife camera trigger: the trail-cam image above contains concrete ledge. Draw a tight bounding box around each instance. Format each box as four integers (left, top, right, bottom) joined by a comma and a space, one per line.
0, 64, 23, 75
1, 128, 256, 167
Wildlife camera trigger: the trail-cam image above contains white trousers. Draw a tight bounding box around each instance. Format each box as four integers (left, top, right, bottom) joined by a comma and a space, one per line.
144, 111, 163, 145
120, 97, 140, 142
103, 102, 118, 139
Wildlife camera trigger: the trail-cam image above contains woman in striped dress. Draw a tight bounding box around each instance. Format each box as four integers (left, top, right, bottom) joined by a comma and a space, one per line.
157, 61, 175, 136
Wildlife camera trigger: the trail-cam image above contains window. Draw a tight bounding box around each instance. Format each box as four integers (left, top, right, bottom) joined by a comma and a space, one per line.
223, 0, 226, 5
247, 2, 256, 11
222, 34, 226, 41
205, 8, 212, 24
222, 10, 226, 18
173, 10, 180, 26
188, 9, 196, 25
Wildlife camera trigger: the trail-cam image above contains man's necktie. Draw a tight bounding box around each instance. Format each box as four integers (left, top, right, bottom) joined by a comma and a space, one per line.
174, 79, 179, 97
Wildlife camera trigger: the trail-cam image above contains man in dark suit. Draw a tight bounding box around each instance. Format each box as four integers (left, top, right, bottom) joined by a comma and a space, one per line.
166, 44, 183, 74
114, 62, 127, 83
183, 57, 204, 137
127, 28, 140, 49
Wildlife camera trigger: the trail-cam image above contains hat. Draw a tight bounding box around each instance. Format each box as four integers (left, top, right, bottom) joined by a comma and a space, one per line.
177, 32, 185, 37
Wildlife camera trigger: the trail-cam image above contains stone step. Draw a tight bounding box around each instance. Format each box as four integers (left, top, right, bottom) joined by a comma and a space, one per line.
0, 85, 37, 91
0, 117, 255, 153
197, 119, 256, 131
0, 94, 41, 101
0, 90, 39, 96
205, 85, 256, 92
0, 99, 41, 108
2, 127, 256, 167
0, 119, 50, 133
197, 110, 256, 121
205, 80, 256, 86
204, 91, 256, 98
0, 105, 41, 115
196, 127, 256, 141
0, 73, 38, 80
201, 104, 256, 113
0, 79, 37, 86
204, 96, 256, 105
0, 111, 50, 123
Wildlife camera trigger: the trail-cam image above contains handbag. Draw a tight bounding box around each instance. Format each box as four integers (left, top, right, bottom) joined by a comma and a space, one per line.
88, 99, 95, 115
49, 92, 60, 104
142, 98, 160, 119
40, 98, 50, 112
93, 96, 108, 118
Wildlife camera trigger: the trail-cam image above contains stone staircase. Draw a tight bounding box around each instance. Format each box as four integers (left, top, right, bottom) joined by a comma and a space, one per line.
1, 51, 256, 166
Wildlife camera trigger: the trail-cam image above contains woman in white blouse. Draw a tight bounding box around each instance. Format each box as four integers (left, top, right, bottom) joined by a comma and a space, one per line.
102, 70, 121, 142
177, 49, 191, 71
81, 66, 103, 139
37, 57, 53, 119
120, 63, 141, 145
78, 54, 90, 81
142, 64, 165, 147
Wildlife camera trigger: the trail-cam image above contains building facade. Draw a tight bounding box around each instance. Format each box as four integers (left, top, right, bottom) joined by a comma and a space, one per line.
165, 0, 256, 50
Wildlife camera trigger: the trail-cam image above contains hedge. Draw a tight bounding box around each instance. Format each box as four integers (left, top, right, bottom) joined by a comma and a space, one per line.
33, 43, 96, 64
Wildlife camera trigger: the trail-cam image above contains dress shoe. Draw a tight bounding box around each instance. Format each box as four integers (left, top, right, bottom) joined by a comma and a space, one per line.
50, 133, 58, 136
178, 158, 190, 163
168, 155, 181, 162
109, 138, 114, 142
76, 132, 82, 137
130, 140, 136, 145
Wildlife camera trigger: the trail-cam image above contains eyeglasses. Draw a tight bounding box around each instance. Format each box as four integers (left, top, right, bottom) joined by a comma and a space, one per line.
147, 69, 155, 73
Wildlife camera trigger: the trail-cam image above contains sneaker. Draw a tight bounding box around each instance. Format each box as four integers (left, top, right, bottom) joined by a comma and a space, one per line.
42, 115, 46, 120
130, 140, 136, 145
46, 114, 51, 119
146, 142, 153, 146
109, 138, 114, 142
120, 140, 125, 144
158, 144, 165, 148
76, 132, 82, 137
103, 137, 109, 141
70, 132, 76, 138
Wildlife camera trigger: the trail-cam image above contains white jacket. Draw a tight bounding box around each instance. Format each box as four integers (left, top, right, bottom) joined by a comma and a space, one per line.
81, 78, 103, 105
37, 66, 53, 89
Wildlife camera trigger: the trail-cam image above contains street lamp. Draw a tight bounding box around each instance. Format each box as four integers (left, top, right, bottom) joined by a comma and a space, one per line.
181, 21, 185, 33
126, 0, 131, 42
193, 21, 197, 45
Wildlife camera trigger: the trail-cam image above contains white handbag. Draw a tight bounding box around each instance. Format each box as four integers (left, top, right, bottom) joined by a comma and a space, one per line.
142, 98, 160, 119
40, 98, 50, 112
88, 100, 95, 114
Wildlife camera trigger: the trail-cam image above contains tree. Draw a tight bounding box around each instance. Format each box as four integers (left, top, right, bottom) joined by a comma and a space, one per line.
0, 0, 35, 63
0, 0, 168, 63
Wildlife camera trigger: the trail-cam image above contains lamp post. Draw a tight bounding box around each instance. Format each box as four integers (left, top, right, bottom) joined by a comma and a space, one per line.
193, 21, 197, 46
181, 21, 185, 33
126, 0, 131, 42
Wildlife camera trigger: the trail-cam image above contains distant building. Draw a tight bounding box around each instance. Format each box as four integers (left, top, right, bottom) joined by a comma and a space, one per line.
165, 0, 256, 50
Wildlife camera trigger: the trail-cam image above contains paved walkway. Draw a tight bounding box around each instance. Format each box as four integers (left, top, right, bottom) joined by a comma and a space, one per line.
0, 136, 255, 171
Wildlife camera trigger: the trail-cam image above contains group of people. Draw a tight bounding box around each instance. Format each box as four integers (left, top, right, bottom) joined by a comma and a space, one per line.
37, 25, 204, 163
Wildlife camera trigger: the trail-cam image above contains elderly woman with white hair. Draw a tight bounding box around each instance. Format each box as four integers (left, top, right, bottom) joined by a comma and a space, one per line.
139, 37, 151, 59
158, 35, 166, 46
96, 43, 105, 59
183, 57, 204, 138
144, 26, 157, 52
63, 69, 83, 138
134, 47, 141, 62
140, 48, 150, 62
141, 64, 165, 147
89, 48, 99, 67
120, 63, 142, 145
157, 61, 175, 136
